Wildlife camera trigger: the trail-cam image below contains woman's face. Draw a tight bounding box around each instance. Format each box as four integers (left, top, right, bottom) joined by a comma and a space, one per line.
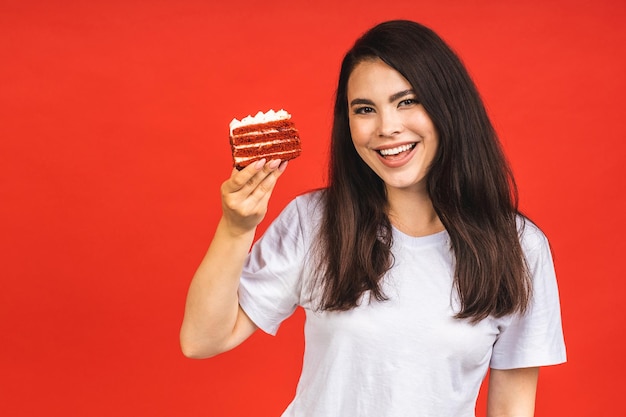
347, 59, 438, 195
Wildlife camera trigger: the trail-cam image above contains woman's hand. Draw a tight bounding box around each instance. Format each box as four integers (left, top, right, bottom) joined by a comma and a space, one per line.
220, 158, 288, 236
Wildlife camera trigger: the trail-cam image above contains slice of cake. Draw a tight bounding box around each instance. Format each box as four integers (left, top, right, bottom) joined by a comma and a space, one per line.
229, 109, 301, 170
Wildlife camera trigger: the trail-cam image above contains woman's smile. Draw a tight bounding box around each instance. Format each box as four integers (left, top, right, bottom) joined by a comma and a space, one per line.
377, 142, 417, 157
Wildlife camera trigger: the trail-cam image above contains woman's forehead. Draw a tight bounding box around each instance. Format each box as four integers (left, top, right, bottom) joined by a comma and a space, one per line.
347, 60, 412, 99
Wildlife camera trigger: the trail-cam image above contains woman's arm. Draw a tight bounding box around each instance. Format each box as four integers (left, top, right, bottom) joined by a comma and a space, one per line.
180, 159, 287, 359
487, 367, 539, 417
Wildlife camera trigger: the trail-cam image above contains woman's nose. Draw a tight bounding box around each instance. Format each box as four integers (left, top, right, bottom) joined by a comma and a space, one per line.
377, 110, 402, 137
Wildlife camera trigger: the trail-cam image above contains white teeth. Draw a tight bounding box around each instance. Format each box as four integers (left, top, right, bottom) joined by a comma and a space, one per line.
379, 143, 415, 156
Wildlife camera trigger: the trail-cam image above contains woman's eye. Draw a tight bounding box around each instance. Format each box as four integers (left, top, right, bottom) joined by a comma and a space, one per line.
354, 106, 375, 115
399, 98, 418, 107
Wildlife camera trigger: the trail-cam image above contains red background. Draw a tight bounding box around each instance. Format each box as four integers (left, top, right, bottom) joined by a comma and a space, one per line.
1, 0, 625, 415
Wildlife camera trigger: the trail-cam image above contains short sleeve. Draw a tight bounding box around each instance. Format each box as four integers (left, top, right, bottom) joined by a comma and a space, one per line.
238, 197, 308, 336
490, 223, 567, 369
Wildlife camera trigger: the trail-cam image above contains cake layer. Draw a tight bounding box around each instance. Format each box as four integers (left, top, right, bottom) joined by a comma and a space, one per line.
232, 130, 298, 146
233, 149, 301, 167
231, 134, 301, 169
232, 139, 301, 157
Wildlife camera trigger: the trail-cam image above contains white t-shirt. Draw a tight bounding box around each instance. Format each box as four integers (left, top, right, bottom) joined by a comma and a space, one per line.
238, 191, 566, 417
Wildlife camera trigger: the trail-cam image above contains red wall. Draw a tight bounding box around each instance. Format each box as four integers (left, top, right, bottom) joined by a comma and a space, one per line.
1, 0, 625, 415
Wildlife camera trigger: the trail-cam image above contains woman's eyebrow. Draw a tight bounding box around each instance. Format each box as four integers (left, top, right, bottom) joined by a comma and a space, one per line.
349, 98, 375, 107
388, 89, 415, 103
349, 89, 415, 107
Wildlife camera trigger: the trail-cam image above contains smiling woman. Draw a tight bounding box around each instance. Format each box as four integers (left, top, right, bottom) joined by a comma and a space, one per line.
180, 19, 566, 417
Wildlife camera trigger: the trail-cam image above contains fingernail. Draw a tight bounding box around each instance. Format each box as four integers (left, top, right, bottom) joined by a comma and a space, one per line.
268, 159, 281, 169
254, 159, 266, 170
278, 160, 288, 172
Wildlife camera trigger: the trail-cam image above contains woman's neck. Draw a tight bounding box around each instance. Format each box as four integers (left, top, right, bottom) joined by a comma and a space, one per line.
386, 187, 444, 237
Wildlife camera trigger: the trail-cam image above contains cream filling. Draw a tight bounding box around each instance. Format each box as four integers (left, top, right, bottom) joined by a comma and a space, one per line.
233, 129, 280, 138
233, 138, 296, 149
234, 149, 299, 163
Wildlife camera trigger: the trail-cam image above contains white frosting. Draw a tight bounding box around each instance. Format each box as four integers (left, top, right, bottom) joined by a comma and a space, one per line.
234, 138, 298, 149
229, 109, 291, 134
234, 149, 299, 164
235, 129, 280, 138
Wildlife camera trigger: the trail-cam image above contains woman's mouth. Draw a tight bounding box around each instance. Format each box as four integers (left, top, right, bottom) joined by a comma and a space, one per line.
377, 143, 417, 158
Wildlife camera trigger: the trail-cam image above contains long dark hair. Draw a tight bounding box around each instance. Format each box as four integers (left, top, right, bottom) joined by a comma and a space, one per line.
313, 20, 531, 322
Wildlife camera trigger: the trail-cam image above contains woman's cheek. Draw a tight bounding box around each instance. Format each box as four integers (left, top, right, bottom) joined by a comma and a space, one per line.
349, 120, 373, 146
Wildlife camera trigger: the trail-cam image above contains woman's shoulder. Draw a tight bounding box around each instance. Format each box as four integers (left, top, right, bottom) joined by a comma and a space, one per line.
271, 189, 326, 233
516, 215, 550, 256
291, 188, 326, 216
293, 188, 325, 204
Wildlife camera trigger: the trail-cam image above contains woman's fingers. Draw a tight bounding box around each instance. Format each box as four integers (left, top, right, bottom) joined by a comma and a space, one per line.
246, 160, 288, 209
222, 159, 266, 193
249, 160, 285, 197
223, 159, 283, 193
220, 159, 288, 231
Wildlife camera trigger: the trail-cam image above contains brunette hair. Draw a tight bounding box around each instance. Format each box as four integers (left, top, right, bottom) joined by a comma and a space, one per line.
314, 20, 531, 321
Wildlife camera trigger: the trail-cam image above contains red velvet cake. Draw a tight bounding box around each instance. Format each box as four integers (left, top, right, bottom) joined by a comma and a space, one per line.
229, 109, 301, 170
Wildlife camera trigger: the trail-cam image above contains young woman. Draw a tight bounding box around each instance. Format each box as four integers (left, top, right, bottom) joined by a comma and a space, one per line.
180, 20, 566, 416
